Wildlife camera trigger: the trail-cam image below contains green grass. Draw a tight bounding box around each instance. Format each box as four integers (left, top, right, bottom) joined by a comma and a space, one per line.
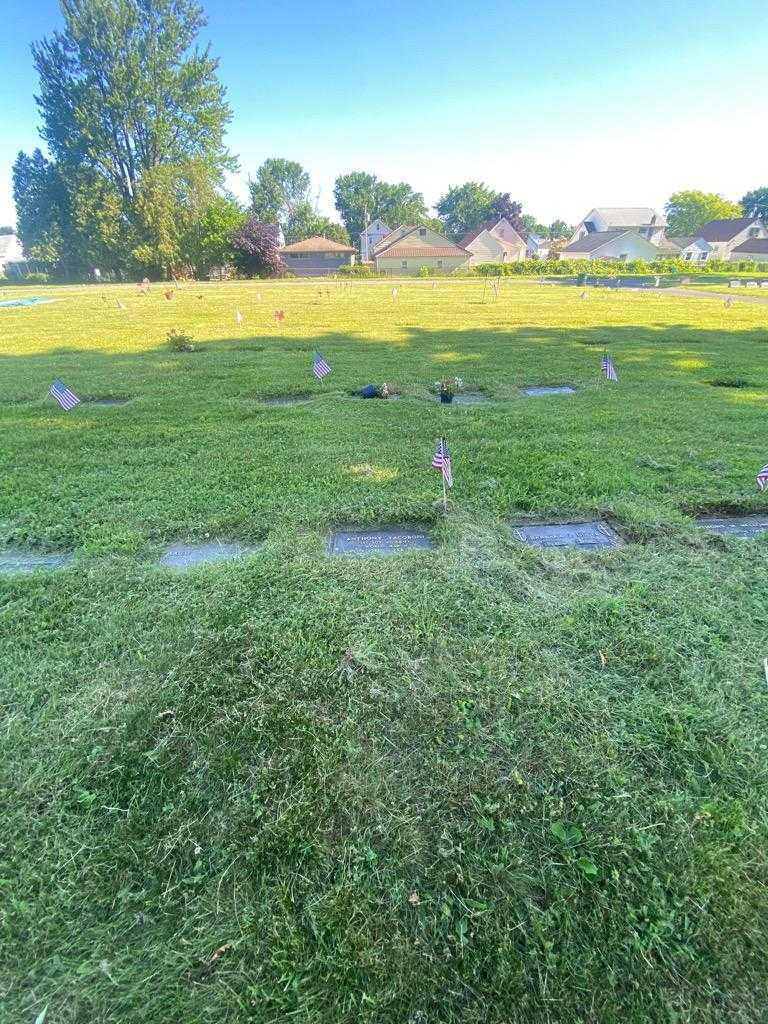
1, 279, 768, 1023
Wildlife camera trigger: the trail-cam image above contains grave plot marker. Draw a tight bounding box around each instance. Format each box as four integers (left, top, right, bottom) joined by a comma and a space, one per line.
329, 526, 434, 557
522, 386, 576, 397
0, 550, 73, 574
514, 521, 622, 550
160, 541, 260, 570
696, 515, 768, 540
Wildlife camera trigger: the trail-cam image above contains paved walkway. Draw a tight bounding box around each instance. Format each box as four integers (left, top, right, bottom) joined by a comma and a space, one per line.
666, 287, 768, 305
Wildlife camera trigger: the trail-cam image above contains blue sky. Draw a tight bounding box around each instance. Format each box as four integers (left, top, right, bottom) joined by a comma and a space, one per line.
2, 0, 767, 229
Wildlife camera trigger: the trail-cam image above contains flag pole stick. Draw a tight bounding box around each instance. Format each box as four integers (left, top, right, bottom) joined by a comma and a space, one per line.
440, 435, 448, 514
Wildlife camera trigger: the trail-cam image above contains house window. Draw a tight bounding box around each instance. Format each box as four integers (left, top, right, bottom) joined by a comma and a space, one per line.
419, 227, 427, 237
437, 260, 443, 267
748, 227, 759, 237
402, 260, 407, 268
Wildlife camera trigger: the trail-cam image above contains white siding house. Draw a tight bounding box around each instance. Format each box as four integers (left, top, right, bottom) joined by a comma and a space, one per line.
359, 219, 392, 262
697, 218, 767, 260
667, 236, 713, 263
560, 230, 660, 262
729, 238, 768, 263
0, 233, 24, 275
569, 208, 667, 246
459, 218, 527, 264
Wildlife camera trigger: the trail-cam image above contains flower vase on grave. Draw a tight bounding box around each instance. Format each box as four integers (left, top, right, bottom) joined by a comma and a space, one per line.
440, 391, 453, 404
360, 384, 378, 398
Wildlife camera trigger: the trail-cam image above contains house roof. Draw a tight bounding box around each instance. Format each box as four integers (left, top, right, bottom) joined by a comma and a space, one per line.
591, 207, 666, 227
698, 218, 758, 242
377, 247, 469, 259
562, 230, 634, 253
374, 225, 468, 259
280, 235, 355, 254
360, 219, 390, 238
731, 238, 768, 254
459, 218, 526, 249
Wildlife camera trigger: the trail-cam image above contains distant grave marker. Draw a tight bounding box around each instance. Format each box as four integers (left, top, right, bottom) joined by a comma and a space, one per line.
0, 549, 73, 574
0, 296, 59, 308
257, 394, 311, 406
696, 515, 768, 540
329, 526, 434, 556
160, 541, 259, 570
523, 386, 577, 397
86, 397, 131, 406
515, 520, 622, 550
434, 392, 491, 406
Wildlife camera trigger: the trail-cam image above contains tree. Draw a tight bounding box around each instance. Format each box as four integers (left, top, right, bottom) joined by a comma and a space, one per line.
490, 194, 527, 236
188, 194, 247, 277
740, 187, 768, 221
285, 202, 350, 245
333, 172, 428, 241
231, 217, 283, 277
248, 158, 310, 226
521, 214, 548, 238
665, 191, 743, 236
436, 182, 497, 239
12, 149, 70, 270
33, 0, 234, 204
0, 226, 13, 235
548, 219, 571, 239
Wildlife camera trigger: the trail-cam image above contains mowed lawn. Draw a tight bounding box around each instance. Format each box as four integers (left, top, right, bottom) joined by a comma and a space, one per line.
1, 279, 768, 1023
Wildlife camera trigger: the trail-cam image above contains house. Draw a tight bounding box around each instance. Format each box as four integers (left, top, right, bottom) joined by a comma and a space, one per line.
278, 236, 356, 277
729, 238, 768, 263
459, 217, 526, 265
569, 208, 667, 246
373, 225, 470, 275
0, 233, 25, 276
560, 230, 661, 262
526, 233, 551, 259
697, 217, 767, 260
359, 218, 391, 262
665, 236, 713, 263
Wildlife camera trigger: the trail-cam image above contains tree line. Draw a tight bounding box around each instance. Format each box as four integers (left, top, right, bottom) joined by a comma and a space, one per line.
9, 0, 768, 281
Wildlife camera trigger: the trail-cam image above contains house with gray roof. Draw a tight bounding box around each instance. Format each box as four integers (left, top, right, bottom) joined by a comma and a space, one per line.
569, 207, 667, 247
729, 237, 768, 262
278, 236, 356, 276
697, 217, 767, 260
560, 229, 660, 262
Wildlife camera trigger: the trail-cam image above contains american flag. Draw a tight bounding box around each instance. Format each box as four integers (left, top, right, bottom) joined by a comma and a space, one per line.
313, 351, 331, 379
602, 352, 618, 381
432, 438, 453, 488
50, 379, 80, 411
274, 308, 285, 322
758, 464, 768, 491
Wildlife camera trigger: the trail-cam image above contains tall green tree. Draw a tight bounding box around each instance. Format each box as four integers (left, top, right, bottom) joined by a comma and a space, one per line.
489, 194, 527, 236
740, 187, 768, 221
285, 202, 349, 246
248, 158, 310, 226
188, 194, 247, 277
33, 0, 234, 202
436, 182, 497, 239
548, 219, 571, 239
665, 191, 743, 236
334, 172, 427, 241
12, 149, 70, 270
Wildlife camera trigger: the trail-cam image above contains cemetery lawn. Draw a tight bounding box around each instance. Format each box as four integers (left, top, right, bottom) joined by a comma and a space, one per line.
2, 279, 768, 1024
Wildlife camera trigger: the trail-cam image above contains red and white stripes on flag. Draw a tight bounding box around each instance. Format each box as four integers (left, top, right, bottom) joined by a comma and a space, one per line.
313, 352, 331, 379
601, 352, 618, 381
432, 438, 453, 488
49, 379, 80, 411
758, 464, 768, 491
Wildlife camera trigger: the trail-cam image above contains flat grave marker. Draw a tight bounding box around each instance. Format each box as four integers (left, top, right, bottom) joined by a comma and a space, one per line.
329, 526, 434, 556
0, 296, 59, 309
160, 541, 260, 570
257, 395, 311, 407
0, 549, 73, 574
85, 397, 131, 406
514, 520, 622, 550
523, 386, 577, 397
434, 392, 492, 406
696, 515, 768, 540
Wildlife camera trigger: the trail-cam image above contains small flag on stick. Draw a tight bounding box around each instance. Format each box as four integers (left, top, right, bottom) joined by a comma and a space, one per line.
601, 352, 618, 381
116, 300, 127, 310
392, 287, 398, 302
235, 308, 243, 325
313, 351, 331, 379
49, 379, 80, 411
432, 437, 453, 489
757, 464, 768, 491
274, 308, 285, 322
